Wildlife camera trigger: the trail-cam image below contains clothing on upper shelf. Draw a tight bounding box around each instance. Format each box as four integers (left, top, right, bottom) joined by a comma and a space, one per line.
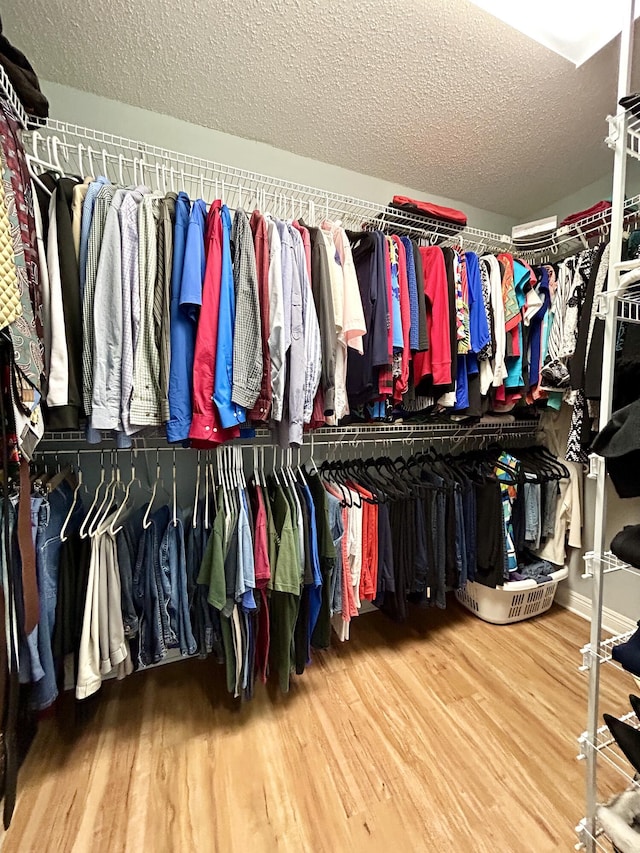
389, 195, 468, 226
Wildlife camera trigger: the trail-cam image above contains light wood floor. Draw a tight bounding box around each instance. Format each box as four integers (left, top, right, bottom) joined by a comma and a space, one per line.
0, 602, 633, 853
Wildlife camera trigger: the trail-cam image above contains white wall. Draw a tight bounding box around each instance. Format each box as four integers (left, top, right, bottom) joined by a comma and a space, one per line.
42, 81, 515, 235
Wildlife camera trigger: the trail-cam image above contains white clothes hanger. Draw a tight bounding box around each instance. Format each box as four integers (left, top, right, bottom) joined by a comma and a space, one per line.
50, 137, 65, 175
89, 452, 118, 537
192, 450, 202, 530
60, 452, 85, 543
172, 449, 178, 527
142, 449, 164, 529
79, 451, 107, 539
86, 146, 95, 177
109, 452, 143, 536
203, 452, 211, 531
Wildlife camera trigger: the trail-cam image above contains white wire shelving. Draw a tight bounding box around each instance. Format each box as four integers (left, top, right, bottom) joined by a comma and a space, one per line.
580, 629, 636, 671
578, 713, 640, 781
608, 108, 640, 163
582, 551, 640, 580
575, 817, 615, 852
21, 116, 629, 265
580, 3, 639, 851
24, 118, 515, 255
0, 63, 27, 129
576, 713, 640, 850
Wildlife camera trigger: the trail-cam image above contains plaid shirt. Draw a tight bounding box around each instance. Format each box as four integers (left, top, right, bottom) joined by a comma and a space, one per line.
230, 209, 262, 410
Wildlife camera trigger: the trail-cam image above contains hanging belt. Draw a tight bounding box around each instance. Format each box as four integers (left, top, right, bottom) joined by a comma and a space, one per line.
18, 457, 37, 635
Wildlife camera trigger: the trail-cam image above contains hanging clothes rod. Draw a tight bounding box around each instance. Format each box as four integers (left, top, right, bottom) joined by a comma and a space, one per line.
35, 420, 541, 455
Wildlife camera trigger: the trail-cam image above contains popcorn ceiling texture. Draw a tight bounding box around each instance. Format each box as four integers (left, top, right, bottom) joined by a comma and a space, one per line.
3, 0, 637, 219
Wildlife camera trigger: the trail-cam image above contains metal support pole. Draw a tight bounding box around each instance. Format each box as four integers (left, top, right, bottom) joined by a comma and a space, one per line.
585, 2, 635, 849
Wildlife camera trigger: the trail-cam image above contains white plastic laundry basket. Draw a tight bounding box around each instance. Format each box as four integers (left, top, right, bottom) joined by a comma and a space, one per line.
455, 567, 569, 625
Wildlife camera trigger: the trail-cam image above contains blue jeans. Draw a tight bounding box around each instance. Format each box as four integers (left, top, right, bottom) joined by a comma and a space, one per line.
33, 480, 83, 710
160, 512, 196, 656
115, 505, 146, 638
133, 506, 168, 666
524, 482, 542, 549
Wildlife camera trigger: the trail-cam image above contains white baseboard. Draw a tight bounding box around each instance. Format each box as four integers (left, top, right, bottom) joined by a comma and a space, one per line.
555, 586, 637, 636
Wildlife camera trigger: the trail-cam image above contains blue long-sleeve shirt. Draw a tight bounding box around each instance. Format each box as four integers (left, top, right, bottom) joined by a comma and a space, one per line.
213, 204, 246, 428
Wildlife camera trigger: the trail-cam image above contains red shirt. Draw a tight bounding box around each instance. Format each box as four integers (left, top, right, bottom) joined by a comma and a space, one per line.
413, 246, 452, 388
189, 201, 239, 445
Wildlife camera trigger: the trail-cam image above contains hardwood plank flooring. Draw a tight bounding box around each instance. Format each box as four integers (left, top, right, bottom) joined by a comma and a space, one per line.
0, 602, 633, 852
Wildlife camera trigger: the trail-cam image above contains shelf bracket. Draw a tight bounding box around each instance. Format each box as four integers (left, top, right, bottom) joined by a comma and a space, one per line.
587, 453, 604, 481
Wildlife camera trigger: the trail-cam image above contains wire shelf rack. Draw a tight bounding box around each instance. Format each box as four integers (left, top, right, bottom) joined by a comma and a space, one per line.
575, 817, 615, 852
580, 630, 636, 671
22, 117, 622, 263
612, 109, 640, 163
617, 284, 640, 323
583, 551, 639, 579
23, 118, 515, 253
0, 63, 27, 129
578, 713, 640, 782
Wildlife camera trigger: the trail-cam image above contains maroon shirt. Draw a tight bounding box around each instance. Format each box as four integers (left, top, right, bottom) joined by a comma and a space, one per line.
248, 210, 272, 422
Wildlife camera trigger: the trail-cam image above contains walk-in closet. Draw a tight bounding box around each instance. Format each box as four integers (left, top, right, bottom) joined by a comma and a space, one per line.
2, 1, 640, 850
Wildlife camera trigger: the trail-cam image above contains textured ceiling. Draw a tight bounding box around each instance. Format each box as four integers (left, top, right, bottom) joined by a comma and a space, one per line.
3, 0, 639, 220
